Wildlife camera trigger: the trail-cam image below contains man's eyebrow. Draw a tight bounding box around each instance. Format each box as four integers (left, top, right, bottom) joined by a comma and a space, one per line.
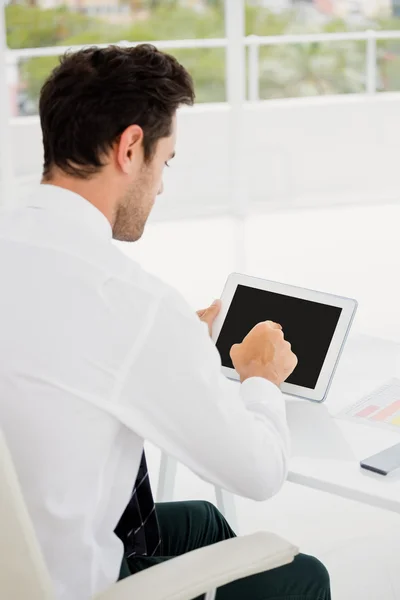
169, 151, 176, 160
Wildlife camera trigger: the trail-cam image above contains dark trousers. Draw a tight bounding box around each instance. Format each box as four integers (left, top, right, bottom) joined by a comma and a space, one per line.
119, 500, 331, 600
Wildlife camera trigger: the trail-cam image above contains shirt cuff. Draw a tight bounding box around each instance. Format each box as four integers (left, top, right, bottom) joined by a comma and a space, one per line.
240, 376, 286, 419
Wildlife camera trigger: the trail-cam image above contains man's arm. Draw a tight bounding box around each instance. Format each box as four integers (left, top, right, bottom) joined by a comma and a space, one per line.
115, 289, 291, 502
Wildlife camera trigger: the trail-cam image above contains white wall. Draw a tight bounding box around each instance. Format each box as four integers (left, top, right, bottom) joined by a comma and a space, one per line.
11, 93, 400, 219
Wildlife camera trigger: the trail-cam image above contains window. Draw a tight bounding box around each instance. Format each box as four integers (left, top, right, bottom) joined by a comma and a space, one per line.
5, 0, 226, 116
245, 0, 400, 99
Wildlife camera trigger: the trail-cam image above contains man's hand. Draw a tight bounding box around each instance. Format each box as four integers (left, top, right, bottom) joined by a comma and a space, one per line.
196, 299, 221, 336
230, 320, 298, 386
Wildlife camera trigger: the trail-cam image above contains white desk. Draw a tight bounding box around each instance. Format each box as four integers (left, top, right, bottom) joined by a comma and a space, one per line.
286, 333, 400, 514
157, 334, 400, 523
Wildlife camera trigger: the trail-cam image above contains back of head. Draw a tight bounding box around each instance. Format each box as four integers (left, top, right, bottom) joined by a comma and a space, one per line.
40, 44, 195, 180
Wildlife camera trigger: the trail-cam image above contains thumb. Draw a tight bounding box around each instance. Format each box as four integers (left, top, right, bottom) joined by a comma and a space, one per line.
197, 300, 221, 320
206, 299, 221, 319
200, 300, 221, 336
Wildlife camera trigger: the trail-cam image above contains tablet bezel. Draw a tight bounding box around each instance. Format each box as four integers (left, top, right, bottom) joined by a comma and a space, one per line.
211, 273, 358, 403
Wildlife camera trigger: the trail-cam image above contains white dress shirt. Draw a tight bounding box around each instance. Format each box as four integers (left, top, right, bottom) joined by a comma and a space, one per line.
0, 185, 290, 600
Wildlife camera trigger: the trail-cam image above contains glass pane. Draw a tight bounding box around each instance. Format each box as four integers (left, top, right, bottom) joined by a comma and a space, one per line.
6, 2, 224, 48
257, 40, 365, 100
245, 0, 393, 33
377, 36, 400, 92
244, 1, 400, 100
5, 1, 226, 116
6, 5, 116, 50
15, 45, 225, 117
172, 47, 225, 103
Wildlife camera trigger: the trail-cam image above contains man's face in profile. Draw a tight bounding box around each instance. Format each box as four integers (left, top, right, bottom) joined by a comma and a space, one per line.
113, 115, 177, 242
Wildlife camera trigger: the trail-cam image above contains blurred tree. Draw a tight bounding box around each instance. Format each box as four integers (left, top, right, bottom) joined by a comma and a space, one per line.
375, 16, 400, 92
17, 4, 225, 110
9, 1, 400, 115
205, 0, 224, 10
259, 38, 365, 98
245, 5, 294, 36
6, 4, 101, 49
252, 10, 365, 98
122, 5, 224, 40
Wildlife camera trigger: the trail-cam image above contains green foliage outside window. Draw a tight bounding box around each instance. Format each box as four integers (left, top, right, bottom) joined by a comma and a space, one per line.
5, 2, 400, 115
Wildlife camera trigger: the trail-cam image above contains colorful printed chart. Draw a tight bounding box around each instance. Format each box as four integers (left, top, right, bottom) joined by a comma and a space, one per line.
339, 379, 400, 433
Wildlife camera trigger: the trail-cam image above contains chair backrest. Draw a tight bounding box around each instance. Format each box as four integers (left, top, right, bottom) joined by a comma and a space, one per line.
0, 429, 55, 600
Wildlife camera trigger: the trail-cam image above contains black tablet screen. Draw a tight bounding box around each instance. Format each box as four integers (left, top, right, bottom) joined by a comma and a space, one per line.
215, 284, 342, 389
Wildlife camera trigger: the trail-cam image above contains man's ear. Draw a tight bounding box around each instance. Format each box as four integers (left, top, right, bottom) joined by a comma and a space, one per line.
116, 125, 144, 174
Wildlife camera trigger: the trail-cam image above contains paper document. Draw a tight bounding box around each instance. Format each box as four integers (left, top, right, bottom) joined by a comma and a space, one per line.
339, 378, 400, 433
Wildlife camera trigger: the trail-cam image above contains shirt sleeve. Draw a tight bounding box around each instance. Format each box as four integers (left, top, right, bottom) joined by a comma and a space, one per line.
115, 287, 290, 502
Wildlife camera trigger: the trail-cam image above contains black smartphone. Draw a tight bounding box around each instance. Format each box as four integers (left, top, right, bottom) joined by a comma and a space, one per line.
360, 443, 400, 476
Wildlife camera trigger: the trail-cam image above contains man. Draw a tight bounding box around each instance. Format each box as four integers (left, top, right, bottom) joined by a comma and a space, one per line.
0, 45, 330, 599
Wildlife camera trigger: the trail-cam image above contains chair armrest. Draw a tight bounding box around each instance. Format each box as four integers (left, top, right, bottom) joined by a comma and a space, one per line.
94, 532, 299, 600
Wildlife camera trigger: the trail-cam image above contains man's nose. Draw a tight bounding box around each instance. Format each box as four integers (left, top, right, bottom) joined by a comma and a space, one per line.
158, 181, 164, 195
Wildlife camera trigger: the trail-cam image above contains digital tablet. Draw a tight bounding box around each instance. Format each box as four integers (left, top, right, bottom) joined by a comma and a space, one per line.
211, 273, 358, 403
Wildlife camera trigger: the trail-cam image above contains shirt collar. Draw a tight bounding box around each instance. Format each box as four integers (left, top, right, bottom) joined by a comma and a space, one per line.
26, 184, 113, 241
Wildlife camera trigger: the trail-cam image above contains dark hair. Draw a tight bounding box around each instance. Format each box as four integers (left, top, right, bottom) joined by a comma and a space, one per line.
39, 44, 195, 179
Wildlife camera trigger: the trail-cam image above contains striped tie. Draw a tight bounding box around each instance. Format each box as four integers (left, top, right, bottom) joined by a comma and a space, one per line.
115, 450, 162, 557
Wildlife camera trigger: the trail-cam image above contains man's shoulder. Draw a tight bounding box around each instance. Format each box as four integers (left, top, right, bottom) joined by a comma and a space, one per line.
107, 244, 183, 309
109, 245, 199, 329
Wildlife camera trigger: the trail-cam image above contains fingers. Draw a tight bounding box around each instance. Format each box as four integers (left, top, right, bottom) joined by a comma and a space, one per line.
197, 300, 222, 338
265, 320, 282, 330
197, 300, 221, 319
253, 321, 282, 333
255, 321, 284, 339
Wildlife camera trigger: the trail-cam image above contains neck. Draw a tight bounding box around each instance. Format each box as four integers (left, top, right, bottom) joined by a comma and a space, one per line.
42, 173, 116, 228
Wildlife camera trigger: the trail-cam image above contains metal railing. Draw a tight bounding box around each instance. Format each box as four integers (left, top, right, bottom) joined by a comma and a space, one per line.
6, 28, 400, 104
